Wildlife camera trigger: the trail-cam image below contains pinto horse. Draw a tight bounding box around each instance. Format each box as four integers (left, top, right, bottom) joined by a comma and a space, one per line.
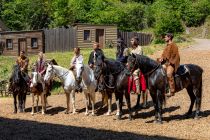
94, 55, 132, 120
9, 64, 28, 113
127, 54, 203, 123
30, 71, 47, 115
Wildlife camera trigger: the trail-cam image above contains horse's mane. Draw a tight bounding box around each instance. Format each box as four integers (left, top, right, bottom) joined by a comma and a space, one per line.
10, 64, 21, 83
53, 65, 69, 71
104, 58, 125, 74
9, 64, 27, 93
135, 54, 159, 73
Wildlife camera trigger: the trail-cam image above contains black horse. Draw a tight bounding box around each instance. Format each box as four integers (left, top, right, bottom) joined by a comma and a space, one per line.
94, 55, 132, 120
9, 64, 28, 113
127, 54, 203, 123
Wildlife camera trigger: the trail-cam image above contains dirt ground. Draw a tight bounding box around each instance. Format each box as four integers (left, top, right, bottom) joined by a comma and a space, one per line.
1, 39, 210, 140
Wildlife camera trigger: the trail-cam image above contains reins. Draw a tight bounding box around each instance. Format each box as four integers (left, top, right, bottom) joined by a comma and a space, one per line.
144, 64, 161, 76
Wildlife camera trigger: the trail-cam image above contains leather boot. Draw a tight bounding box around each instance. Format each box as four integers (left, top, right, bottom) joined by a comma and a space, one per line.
167, 77, 175, 97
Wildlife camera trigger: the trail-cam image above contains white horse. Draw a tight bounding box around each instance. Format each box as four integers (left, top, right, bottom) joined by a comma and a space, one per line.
74, 61, 97, 115
30, 71, 46, 115
44, 64, 77, 114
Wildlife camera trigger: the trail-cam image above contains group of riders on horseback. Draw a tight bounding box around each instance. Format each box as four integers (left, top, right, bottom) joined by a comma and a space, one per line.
8, 33, 204, 123
9, 33, 180, 99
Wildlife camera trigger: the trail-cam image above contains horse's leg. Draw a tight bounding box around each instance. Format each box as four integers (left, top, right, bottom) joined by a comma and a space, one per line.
84, 92, 89, 115
106, 93, 112, 115
71, 90, 76, 114
186, 86, 195, 117
31, 93, 35, 115
13, 94, 17, 113
22, 92, 26, 112
36, 94, 39, 113
91, 91, 96, 116
44, 94, 47, 112
124, 91, 132, 120
115, 93, 123, 120
41, 92, 45, 115
150, 91, 158, 123
156, 89, 163, 124
142, 90, 148, 108
134, 94, 141, 109
18, 94, 23, 113
194, 81, 202, 119
65, 92, 70, 114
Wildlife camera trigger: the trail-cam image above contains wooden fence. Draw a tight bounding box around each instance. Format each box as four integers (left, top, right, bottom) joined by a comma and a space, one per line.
118, 31, 152, 47
44, 26, 77, 52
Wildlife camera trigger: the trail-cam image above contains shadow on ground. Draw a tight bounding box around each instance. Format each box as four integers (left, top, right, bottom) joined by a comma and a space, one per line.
0, 117, 179, 140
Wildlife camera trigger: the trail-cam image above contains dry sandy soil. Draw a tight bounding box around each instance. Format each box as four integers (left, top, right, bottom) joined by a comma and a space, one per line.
1, 39, 210, 140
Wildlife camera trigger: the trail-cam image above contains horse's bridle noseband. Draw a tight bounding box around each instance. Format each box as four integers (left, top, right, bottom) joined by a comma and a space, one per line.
51, 65, 69, 79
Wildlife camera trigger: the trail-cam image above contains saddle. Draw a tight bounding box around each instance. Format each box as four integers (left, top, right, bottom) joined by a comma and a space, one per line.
175, 65, 189, 77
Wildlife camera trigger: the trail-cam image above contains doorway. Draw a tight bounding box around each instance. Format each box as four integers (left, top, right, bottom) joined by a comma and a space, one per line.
96, 29, 104, 48
18, 38, 27, 55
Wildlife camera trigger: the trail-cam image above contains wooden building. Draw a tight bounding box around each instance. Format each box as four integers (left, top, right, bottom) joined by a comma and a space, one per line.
74, 23, 117, 48
0, 30, 44, 56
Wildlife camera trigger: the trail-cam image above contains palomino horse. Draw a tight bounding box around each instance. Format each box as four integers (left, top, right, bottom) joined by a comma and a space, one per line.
94, 55, 132, 120
127, 54, 203, 123
9, 64, 28, 113
30, 71, 46, 115
74, 61, 97, 115
44, 64, 77, 114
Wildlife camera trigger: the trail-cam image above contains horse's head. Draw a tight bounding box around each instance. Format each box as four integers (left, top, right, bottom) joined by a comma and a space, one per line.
127, 53, 138, 72
11, 64, 22, 84
30, 71, 40, 87
74, 61, 84, 92
94, 54, 105, 80
44, 63, 54, 83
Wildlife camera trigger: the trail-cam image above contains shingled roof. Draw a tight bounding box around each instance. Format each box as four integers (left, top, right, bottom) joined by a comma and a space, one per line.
0, 19, 10, 31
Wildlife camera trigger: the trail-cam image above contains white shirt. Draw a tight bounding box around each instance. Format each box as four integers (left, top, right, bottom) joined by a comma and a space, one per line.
71, 54, 83, 66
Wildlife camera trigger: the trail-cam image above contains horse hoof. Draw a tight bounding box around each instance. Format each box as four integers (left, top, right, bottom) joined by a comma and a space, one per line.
65, 111, 69, 114
142, 104, 147, 109
91, 113, 96, 116
72, 111, 77, 114
117, 115, 122, 120
129, 116, 132, 121
133, 104, 141, 110
85, 112, 89, 116
105, 112, 111, 116
154, 120, 163, 124
194, 116, 200, 120
42, 112, 45, 115
31, 112, 34, 115
13, 111, 17, 114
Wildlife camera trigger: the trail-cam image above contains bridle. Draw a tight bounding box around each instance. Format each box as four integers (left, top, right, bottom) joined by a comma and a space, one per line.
50, 65, 69, 79
96, 60, 123, 89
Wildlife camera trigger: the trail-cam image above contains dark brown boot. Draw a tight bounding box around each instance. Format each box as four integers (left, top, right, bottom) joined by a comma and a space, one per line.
167, 77, 175, 97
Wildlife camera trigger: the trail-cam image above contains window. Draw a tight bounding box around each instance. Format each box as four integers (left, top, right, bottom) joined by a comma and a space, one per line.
31, 38, 38, 48
6, 39, 13, 49
84, 30, 90, 41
